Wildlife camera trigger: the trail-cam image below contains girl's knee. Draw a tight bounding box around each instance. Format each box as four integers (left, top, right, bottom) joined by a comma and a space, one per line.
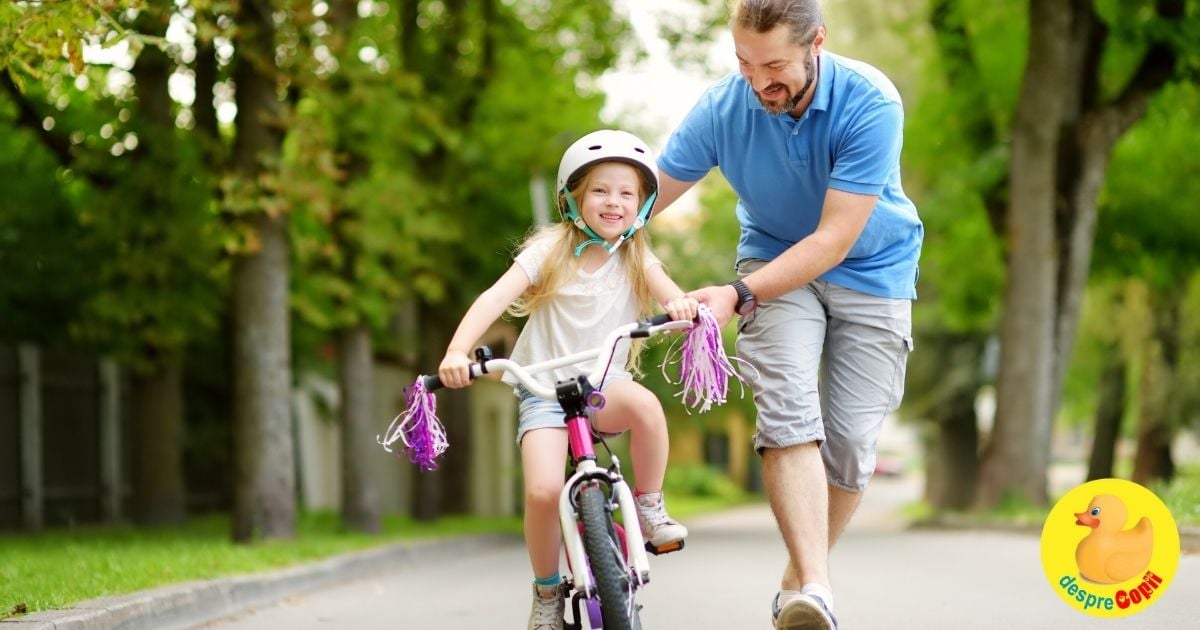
525, 482, 561, 510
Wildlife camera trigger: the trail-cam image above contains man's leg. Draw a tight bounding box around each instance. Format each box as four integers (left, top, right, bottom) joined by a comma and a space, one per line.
826, 485, 862, 547
820, 281, 913, 534
763, 442, 830, 591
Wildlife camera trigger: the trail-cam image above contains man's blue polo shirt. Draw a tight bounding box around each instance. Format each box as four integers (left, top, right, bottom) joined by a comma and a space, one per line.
658, 51, 923, 299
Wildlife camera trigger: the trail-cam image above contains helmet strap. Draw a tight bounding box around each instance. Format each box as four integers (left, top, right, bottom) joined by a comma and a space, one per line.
562, 189, 659, 257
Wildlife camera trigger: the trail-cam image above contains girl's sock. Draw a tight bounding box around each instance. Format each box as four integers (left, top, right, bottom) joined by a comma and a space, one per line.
534, 574, 562, 588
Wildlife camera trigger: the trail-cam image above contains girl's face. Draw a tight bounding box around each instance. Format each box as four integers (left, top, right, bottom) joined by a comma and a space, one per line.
577, 162, 643, 243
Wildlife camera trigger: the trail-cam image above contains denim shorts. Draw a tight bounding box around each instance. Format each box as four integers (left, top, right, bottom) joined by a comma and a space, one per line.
736, 259, 913, 491
514, 380, 628, 445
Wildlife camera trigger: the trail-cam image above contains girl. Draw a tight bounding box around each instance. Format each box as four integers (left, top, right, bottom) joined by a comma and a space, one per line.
437, 129, 697, 630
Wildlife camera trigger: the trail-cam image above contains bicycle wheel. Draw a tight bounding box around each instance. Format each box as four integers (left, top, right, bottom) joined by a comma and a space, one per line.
578, 481, 642, 630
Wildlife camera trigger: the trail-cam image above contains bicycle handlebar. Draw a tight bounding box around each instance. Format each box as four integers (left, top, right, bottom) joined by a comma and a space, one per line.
421, 313, 689, 398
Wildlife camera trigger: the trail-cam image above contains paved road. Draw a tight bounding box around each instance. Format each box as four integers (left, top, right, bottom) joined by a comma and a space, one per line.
202, 475, 1196, 629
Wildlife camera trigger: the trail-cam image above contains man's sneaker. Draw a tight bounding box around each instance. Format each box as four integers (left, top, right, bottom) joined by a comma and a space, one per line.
772, 592, 838, 630
527, 583, 564, 630
635, 491, 688, 547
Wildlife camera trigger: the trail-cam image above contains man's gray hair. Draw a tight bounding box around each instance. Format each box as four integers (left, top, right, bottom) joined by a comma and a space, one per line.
730, 0, 824, 47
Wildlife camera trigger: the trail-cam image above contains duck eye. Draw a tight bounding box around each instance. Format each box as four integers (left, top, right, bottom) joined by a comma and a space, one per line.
1090, 507, 1101, 517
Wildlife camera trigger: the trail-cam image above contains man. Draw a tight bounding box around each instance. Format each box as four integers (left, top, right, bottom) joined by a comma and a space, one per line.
652, 1, 922, 629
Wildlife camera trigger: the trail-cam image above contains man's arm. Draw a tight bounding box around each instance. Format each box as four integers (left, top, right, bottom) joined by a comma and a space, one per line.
689, 188, 878, 326
651, 170, 699, 217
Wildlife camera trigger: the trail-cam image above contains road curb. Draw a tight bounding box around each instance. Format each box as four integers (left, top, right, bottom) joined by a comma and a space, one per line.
909, 519, 1200, 554
1, 533, 518, 630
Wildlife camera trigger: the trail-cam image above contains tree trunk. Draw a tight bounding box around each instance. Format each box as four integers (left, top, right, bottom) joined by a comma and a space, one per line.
1086, 351, 1124, 481
230, 0, 295, 542
128, 9, 187, 526
976, 0, 1072, 510
1132, 425, 1174, 485
1132, 292, 1181, 485
339, 323, 380, 532
131, 362, 187, 524
924, 387, 980, 511
412, 302, 472, 520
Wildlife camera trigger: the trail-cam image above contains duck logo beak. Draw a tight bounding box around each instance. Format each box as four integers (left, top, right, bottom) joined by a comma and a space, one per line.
1075, 512, 1100, 528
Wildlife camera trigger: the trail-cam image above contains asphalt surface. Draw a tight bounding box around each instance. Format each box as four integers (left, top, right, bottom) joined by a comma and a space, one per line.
5, 474, 1195, 629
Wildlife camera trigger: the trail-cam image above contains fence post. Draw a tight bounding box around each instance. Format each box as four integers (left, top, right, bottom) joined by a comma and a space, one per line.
18, 344, 42, 531
99, 358, 122, 522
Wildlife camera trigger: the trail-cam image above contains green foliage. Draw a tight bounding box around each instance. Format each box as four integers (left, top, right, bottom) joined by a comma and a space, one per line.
0, 100, 97, 343
663, 463, 745, 500
1094, 82, 1200, 289
0, 0, 151, 83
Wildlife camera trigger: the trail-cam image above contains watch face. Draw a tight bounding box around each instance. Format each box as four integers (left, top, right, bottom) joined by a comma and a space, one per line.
737, 298, 757, 316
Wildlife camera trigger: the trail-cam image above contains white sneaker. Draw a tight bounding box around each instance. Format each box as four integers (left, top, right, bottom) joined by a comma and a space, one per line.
527, 583, 564, 630
772, 592, 838, 630
635, 491, 688, 547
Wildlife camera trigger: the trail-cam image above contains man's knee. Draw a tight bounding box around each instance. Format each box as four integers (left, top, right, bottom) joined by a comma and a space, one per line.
822, 433, 877, 491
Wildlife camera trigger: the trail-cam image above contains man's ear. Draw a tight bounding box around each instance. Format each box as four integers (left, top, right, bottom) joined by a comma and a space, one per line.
812, 25, 827, 55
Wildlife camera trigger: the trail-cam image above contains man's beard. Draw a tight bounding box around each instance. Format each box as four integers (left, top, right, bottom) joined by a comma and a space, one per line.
758, 55, 816, 115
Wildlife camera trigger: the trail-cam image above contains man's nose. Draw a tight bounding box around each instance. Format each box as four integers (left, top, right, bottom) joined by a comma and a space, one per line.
748, 69, 772, 91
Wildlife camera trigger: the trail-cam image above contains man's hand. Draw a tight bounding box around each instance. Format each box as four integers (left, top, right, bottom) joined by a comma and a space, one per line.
687, 284, 740, 328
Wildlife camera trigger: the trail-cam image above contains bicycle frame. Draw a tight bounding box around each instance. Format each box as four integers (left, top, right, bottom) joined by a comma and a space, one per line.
420, 314, 691, 627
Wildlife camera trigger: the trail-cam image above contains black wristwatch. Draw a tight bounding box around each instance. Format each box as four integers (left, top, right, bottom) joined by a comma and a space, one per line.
728, 279, 758, 316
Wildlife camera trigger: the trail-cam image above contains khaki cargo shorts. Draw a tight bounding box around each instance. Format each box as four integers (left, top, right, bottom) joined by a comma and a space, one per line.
737, 259, 913, 491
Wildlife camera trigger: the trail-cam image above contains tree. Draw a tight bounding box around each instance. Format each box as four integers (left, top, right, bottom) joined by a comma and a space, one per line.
2, 1, 223, 525
226, 0, 298, 542
976, 0, 1193, 508
1090, 81, 1200, 484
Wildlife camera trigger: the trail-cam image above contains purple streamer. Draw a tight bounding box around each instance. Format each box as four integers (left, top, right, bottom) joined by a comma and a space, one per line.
376, 377, 448, 471
663, 304, 749, 414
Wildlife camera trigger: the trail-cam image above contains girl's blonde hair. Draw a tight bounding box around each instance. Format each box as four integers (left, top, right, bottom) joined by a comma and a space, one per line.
508, 163, 658, 374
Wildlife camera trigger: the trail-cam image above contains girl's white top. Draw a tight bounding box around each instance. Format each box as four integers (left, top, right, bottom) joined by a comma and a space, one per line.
503, 233, 661, 391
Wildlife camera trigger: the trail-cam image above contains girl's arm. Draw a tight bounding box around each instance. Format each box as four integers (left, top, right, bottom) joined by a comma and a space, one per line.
646, 263, 698, 322
438, 263, 531, 388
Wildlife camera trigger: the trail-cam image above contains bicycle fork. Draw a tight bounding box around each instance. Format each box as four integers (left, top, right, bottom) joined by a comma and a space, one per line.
559, 459, 651, 597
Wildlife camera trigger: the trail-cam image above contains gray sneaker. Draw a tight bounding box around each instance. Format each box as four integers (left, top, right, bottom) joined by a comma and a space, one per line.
635, 491, 688, 547
527, 583, 564, 630
772, 592, 838, 630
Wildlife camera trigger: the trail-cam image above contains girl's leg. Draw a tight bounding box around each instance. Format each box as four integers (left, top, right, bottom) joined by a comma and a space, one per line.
593, 379, 686, 546
520, 427, 570, 579
592, 380, 669, 492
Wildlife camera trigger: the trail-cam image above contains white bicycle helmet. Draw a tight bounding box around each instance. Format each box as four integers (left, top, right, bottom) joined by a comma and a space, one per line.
555, 129, 660, 256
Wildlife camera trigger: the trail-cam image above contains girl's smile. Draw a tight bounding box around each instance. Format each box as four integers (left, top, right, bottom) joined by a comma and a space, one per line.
579, 162, 643, 243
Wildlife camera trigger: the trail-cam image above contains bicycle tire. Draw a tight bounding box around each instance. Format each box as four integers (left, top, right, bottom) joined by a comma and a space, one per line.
578, 481, 642, 630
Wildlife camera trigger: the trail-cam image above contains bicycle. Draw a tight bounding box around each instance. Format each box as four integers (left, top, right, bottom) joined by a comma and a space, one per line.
417, 313, 691, 630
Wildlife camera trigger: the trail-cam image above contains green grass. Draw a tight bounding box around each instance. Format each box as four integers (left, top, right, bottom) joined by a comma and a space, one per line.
905, 463, 1200, 529
0, 512, 522, 619
1151, 464, 1200, 527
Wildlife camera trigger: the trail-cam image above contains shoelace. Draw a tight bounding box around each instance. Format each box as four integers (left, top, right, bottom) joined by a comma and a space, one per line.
531, 595, 561, 627
637, 497, 677, 527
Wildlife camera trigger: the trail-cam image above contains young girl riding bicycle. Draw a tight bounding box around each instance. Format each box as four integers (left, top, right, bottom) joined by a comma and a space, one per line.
437, 129, 696, 630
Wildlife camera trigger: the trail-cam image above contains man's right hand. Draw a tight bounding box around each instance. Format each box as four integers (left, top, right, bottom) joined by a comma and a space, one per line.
686, 284, 739, 328
437, 351, 473, 388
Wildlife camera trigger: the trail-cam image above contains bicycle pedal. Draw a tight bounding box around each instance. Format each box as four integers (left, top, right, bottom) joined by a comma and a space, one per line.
644, 539, 685, 555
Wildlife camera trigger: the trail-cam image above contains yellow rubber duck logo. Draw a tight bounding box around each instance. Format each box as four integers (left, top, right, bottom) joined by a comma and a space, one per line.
1040, 479, 1179, 619
1073, 494, 1153, 584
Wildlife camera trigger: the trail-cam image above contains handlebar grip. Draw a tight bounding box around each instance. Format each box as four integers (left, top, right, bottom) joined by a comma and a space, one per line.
421, 374, 444, 391
645, 313, 673, 326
